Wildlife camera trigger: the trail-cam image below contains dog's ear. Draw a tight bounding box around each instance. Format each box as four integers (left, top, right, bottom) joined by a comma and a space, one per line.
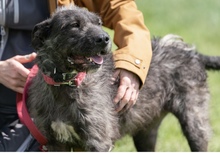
31, 19, 52, 50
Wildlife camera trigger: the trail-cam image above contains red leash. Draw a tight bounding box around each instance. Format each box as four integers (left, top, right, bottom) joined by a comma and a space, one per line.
16, 64, 86, 150
16, 65, 48, 147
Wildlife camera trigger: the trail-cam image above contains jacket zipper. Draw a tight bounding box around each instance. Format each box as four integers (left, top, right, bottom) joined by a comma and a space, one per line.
0, 0, 6, 25
0, 25, 5, 57
0, 0, 6, 59
14, 0, 19, 23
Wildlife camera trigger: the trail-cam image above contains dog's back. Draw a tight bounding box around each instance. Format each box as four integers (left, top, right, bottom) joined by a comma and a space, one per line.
120, 34, 220, 151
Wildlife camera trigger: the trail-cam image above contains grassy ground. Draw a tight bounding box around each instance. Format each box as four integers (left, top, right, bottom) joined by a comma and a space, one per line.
106, 0, 220, 152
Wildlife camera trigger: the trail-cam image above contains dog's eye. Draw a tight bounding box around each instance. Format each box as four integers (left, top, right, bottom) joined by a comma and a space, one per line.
71, 22, 79, 28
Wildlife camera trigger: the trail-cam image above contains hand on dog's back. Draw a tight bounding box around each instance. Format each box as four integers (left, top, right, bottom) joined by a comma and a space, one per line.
113, 68, 140, 112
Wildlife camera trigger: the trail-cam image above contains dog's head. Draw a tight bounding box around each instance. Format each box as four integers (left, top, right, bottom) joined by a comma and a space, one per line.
32, 6, 111, 81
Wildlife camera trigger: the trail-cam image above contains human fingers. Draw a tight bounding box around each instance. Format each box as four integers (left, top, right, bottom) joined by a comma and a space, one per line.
15, 87, 24, 94
0, 72, 26, 93
0, 57, 30, 93
8, 59, 30, 78
13, 52, 36, 76
115, 86, 133, 112
12, 52, 36, 77
111, 69, 120, 84
8, 78, 26, 93
116, 85, 140, 112
112, 69, 120, 79
125, 90, 139, 110
13, 52, 37, 64
0, 58, 28, 81
113, 84, 127, 105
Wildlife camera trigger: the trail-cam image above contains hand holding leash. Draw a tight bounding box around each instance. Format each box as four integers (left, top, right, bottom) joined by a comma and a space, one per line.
0, 52, 36, 93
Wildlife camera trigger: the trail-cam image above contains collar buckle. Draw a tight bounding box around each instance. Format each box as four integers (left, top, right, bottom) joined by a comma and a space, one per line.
67, 80, 76, 87
62, 70, 78, 81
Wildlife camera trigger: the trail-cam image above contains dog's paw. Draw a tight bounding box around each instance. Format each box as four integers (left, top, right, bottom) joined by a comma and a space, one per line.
51, 121, 80, 143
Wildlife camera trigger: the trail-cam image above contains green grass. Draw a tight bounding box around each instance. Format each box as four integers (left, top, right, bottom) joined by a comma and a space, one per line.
106, 0, 220, 152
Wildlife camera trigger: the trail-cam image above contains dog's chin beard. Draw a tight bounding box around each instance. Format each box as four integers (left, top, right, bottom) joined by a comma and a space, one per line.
86, 65, 102, 73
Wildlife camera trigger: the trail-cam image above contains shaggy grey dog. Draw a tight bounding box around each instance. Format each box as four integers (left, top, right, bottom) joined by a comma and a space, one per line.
27, 5, 220, 151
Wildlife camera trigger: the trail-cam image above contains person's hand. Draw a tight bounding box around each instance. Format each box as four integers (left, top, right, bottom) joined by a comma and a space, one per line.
112, 68, 140, 112
0, 52, 37, 93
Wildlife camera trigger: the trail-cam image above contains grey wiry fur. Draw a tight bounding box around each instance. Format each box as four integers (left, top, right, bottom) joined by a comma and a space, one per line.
27, 6, 220, 151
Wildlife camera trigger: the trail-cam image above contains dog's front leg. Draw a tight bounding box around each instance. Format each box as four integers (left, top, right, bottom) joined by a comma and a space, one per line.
83, 131, 114, 152
78, 114, 118, 152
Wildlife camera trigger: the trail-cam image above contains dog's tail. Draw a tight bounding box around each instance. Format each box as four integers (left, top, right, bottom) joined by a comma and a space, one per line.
155, 34, 220, 71
199, 54, 220, 70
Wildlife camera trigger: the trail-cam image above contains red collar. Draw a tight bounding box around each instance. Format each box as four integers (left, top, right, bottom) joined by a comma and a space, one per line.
16, 65, 86, 150
42, 71, 86, 87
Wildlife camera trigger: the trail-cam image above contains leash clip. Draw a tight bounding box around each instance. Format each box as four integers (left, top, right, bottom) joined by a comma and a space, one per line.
67, 80, 76, 87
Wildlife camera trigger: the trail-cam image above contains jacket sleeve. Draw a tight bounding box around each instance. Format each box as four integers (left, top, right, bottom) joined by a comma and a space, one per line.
57, 0, 73, 6
70, 0, 152, 87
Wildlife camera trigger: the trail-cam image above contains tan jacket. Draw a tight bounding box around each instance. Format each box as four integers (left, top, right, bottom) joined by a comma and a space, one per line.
49, 0, 152, 87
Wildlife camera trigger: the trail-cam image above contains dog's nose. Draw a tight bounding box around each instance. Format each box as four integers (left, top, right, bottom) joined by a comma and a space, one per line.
95, 34, 110, 45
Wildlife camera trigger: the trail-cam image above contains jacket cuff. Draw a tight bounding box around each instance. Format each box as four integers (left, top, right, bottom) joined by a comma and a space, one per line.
113, 53, 150, 88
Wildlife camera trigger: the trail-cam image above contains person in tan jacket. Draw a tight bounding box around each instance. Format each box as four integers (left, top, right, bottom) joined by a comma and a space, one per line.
0, 0, 151, 150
